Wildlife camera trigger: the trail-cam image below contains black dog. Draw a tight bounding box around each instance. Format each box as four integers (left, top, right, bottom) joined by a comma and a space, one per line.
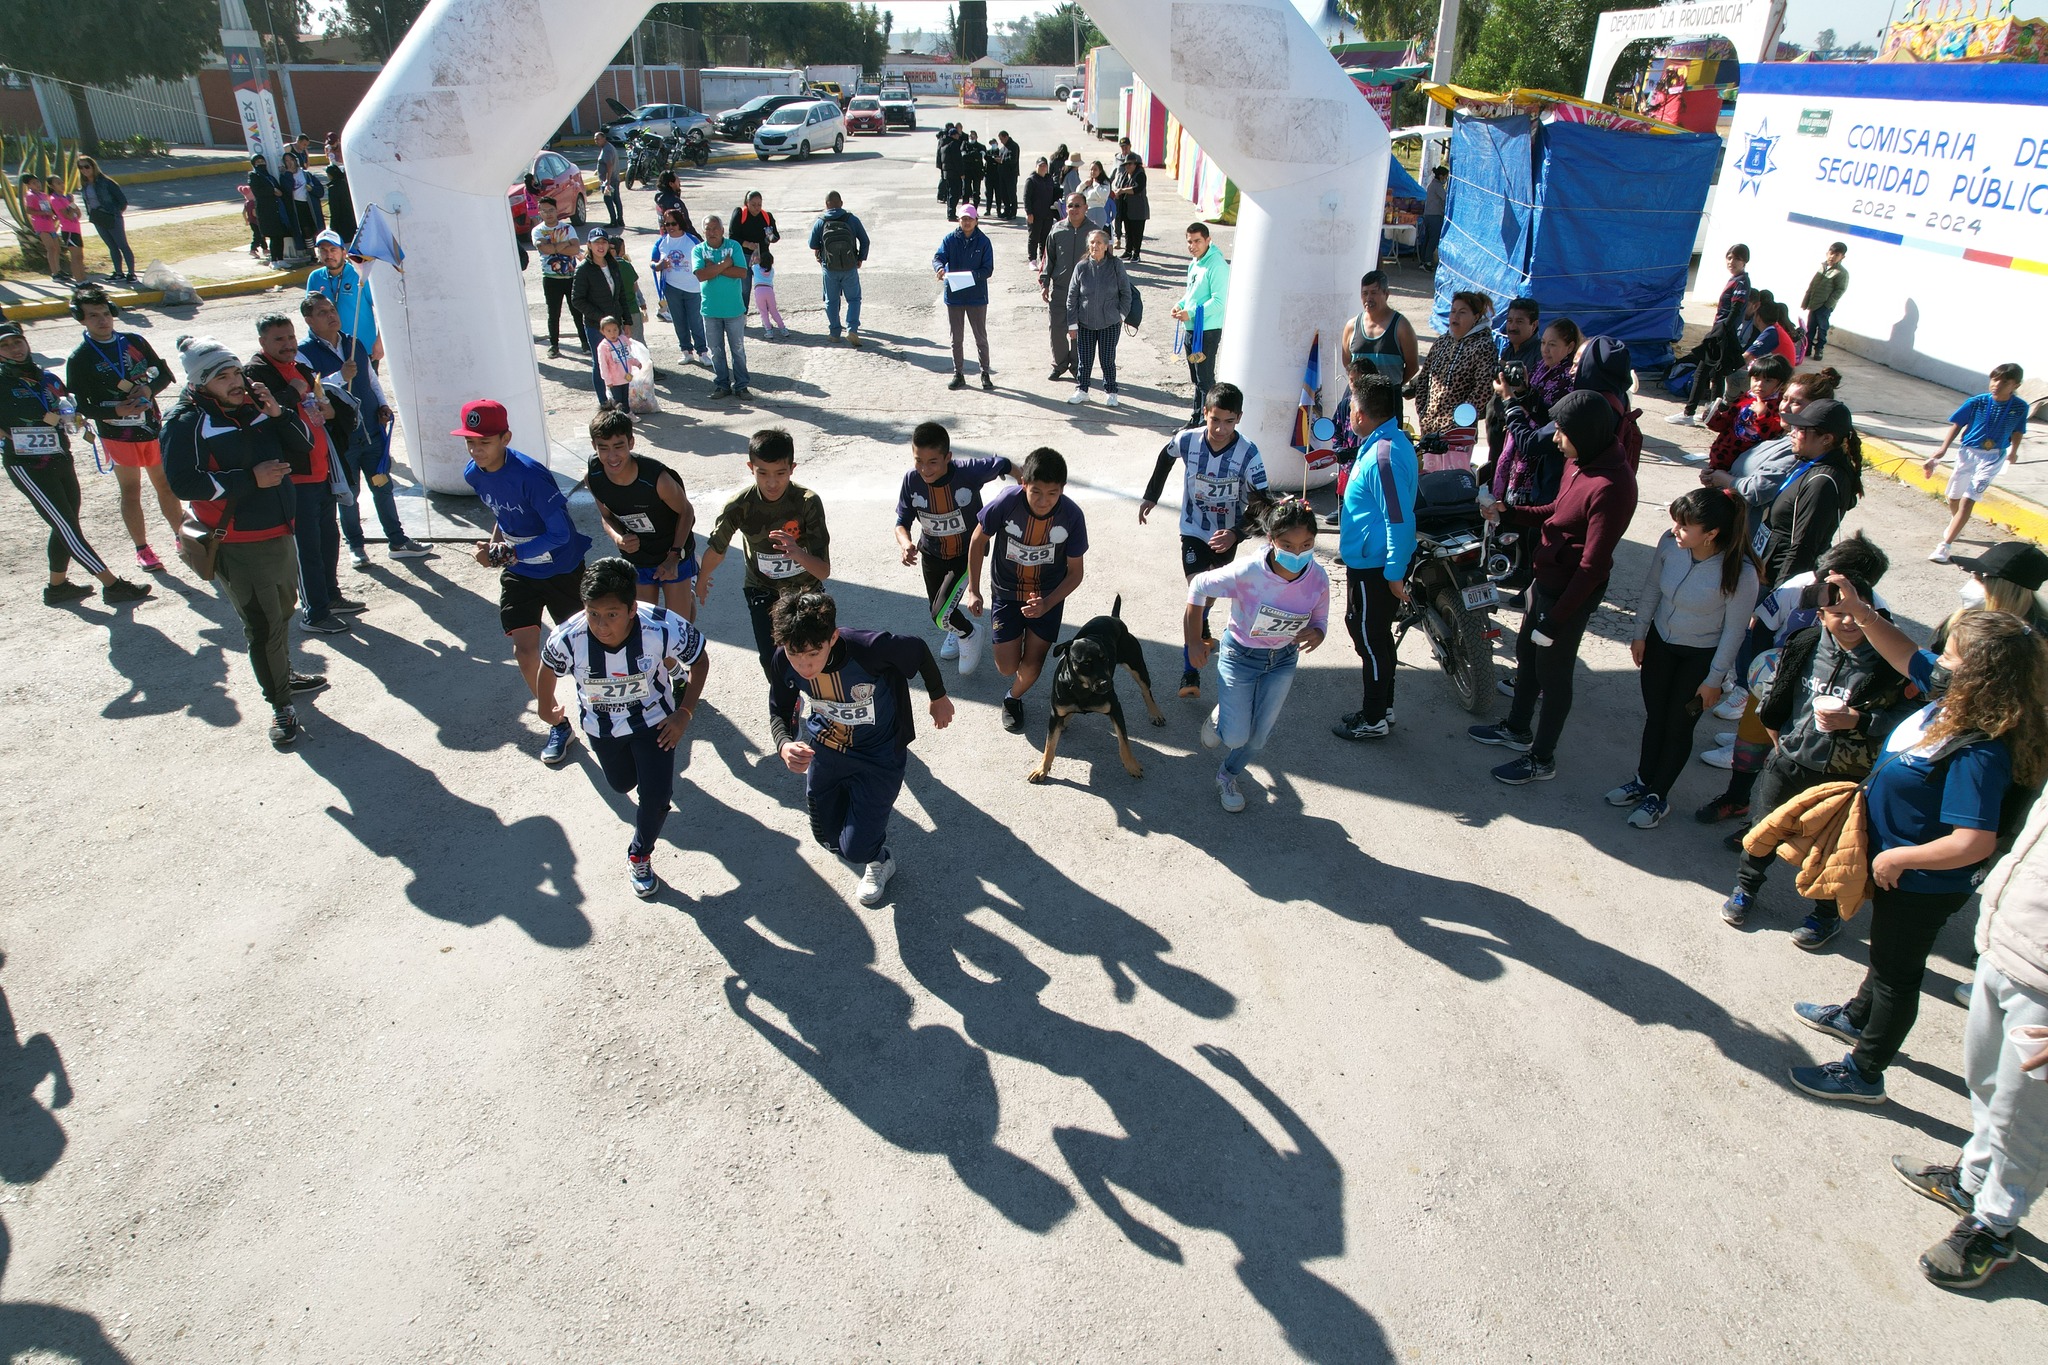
1028, 596, 1166, 783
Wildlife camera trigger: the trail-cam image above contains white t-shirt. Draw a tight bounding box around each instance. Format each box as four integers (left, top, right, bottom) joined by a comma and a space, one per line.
652, 232, 703, 294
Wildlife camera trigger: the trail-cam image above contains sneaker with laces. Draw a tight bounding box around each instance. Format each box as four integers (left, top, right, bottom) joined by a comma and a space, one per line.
1714, 730, 1737, 747
303, 614, 350, 634
540, 720, 575, 766
1103, 393, 1120, 408
330, 595, 368, 614
1627, 794, 1670, 829
1794, 1000, 1863, 1044
1331, 713, 1390, 741
949, 372, 967, 390
1954, 979, 1973, 1008
1664, 411, 1697, 426
956, 626, 982, 676
857, 849, 896, 906
1695, 794, 1750, 824
348, 546, 372, 571
1468, 722, 1533, 751
1699, 743, 1735, 769
1720, 889, 1753, 926
629, 855, 659, 899
269, 705, 302, 748
1788, 1052, 1886, 1105
939, 630, 960, 659
1217, 771, 1246, 813
1496, 671, 1519, 697
1067, 387, 1087, 404
1712, 687, 1749, 721
1792, 913, 1842, 951
1493, 754, 1556, 785
1605, 777, 1650, 807
101, 578, 153, 605
389, 538, 434, 559
43, 581, 94, 606
288, 672, 328, 694
1201, 708, 1222, 750
1920, 1218, 2017, 1290
1929, 542, 1953, 564
1892, 1157, 1975, 1218
1179, 667, 1200, 698
1001, 696, 1024, 733
135, 545, 165, 572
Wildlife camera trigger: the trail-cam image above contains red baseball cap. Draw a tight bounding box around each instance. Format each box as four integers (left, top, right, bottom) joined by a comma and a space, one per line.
452, 398, 509, 437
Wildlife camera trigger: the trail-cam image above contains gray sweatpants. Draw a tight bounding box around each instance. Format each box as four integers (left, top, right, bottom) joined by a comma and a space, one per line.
1959, 956, 2048, 1232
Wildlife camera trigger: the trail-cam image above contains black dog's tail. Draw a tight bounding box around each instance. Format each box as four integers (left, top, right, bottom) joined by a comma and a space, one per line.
1111, 594, 1123, 620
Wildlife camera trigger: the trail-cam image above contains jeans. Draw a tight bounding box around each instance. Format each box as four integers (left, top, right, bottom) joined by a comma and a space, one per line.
1343, 566, 1399, 724
335, 429, 406, 549
91, 210, 134, 276
591, 726, 677, 859
1736, 751, 1841, 921
602, 180, 623, 226
807, 745, 905, 865
948, 305, 991, 374
292, 478, 340, 622
705, 313, 749, 390
1635, 626, 1716, 800
1505, 580, 1600, 764
822, 267, 862, 335
1844, 884, 1972, 1077
664, 283, 706, 355
1215, 638, 1299, 775
1959, 957, 2048, 1233
581, 323, 608, 400
1419, 213, 1444, 266
1807, 305, 1833, 355
1184, 327, 1221, 418
216, 535, 299, 708
1075, 324, 1119, 393
743, 586, 779, 677
542, 276, 574, 347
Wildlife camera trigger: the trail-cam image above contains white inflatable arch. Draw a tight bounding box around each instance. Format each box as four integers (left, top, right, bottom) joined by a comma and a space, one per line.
1583, 0, 1788, 103
344, 0, 1389, 493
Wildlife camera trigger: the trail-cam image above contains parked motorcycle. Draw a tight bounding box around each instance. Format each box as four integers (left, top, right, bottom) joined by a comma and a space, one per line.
1395, 421, 1503, 713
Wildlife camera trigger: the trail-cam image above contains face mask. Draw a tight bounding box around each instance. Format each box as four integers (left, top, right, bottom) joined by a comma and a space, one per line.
1925, 663, 1954, 699
1271, 547, 1315, 573
1959, 578, 1988, 607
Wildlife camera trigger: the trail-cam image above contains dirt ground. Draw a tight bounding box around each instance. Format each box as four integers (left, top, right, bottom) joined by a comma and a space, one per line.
1, 100, 2042, 1363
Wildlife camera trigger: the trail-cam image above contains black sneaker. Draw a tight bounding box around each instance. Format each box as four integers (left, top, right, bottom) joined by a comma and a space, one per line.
43, 581, 95, 606
949, 372, 967, 391
329, 595, 369, 614
1001, 696, 1024, 734
288, 672, 328, 694
1178, 667, 1200, 698
1891, 1157, 1975, 1218
547, 344, 561, 359
1332, 712, 1390, 741
1695, 794, 1750, 824
269, 706, 303, 748
1492, 754, 1556, 785
303, 614, 351, 634
981, 372, 996, 391
1467, 722, 1533, 751
101, 578, 153, 605
1920, 1217, 2017, 1291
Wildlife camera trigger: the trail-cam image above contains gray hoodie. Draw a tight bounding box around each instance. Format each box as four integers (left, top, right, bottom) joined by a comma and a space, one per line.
1065, 252, 1131, 332
1978, 791, 2048, 995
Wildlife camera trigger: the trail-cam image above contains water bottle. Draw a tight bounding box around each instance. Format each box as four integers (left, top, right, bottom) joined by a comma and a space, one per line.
55, 394, 79, 434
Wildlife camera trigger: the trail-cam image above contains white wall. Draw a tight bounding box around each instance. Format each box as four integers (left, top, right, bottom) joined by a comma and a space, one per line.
1698, 63, 2048, 392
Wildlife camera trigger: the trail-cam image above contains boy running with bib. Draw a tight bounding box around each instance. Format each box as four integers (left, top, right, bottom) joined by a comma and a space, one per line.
967, 447, 1089, 734
542, 558, 710, 899
769, 590, 953, 907
1924, 364, 2027, 564
894, 419, 1012, 676
698, 428, 831, 677
1139, 382, 1267, 698
586, 410, 698, 617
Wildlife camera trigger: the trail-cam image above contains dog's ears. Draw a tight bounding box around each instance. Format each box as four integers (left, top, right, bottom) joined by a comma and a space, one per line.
1051, 640, 1072, 659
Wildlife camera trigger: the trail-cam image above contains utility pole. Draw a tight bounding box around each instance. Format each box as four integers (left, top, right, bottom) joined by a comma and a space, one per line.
1072, 5, 1081, 67
1423, 0, 1461, 174
631, 24, 647, 108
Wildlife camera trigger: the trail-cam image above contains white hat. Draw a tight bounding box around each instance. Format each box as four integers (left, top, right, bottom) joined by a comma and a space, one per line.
175, 334, 239, 387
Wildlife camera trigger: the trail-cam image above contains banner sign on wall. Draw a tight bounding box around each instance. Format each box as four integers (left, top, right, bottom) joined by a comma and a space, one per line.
1699, 62, 2048, 389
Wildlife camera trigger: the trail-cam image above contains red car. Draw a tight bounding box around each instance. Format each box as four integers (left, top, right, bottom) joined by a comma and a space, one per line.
509, 149, 588, 237
845, 96, 886, 136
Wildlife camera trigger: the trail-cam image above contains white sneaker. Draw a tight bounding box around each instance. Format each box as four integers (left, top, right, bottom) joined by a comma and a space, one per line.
1103, 393, 1120, 408
1929, 541, 1952, 564
1200, 706, 1221, 750
1217, 771, 1246, 813
1712, 687, 1748, 721
956, 625, 983, 676
1699, 743, 1735, 770
348, 547, 371, 571
856, 850, 895, 906
1067, 387, 1087, 404
939, 630, 960, 660
1664, 412, 1696, 426
1715, 731, 1737, 748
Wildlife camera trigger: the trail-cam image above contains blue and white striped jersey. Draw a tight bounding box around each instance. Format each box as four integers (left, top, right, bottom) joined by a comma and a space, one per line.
542, 604, 705, 739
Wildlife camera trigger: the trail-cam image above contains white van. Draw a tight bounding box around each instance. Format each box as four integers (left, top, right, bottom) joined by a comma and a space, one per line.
753, 100, 847, 160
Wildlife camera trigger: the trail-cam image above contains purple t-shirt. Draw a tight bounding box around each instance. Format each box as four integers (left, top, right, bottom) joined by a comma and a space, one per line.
1188, 552, 1331, 648
895, 456, 1012, 560
980, 483, 1088, 600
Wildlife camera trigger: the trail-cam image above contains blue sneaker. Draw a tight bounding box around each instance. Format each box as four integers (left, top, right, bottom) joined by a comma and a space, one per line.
1605, 777, 1649, 807
1468, 722, 1533, 751
1789, 1052, 1886, 1105
540, 720, 575, 766
1794, 1000, 1863, 1044
1792, 913, 1842, 951
1720, 889, 1754, 926
1627, 794, 1670, 829
1492, 754, 1556, 785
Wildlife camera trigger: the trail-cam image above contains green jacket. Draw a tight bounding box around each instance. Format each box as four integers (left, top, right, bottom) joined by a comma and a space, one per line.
1801, 263, 1848, 312
1177, 243, 1230, 334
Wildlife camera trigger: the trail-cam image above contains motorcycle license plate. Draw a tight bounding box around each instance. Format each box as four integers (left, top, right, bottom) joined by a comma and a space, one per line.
1460, 582, 1499, 611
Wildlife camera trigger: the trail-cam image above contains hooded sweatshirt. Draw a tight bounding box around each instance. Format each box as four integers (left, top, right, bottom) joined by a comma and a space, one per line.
1760, 450, 1859, 587
1571, 336, 1642, 470
1976, 790, 2048, 997
1509, 391, 1638, 623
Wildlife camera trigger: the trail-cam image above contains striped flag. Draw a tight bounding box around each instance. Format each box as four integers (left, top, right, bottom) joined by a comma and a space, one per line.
1291, 331, 1322, 452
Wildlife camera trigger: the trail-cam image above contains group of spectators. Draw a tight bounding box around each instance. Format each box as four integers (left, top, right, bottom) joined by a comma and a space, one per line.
243, 132, 358, 270
16, 157, 137, 287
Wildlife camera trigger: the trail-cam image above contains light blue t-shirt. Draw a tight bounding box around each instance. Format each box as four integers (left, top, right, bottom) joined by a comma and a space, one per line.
1950, 393, 2028, 452
306, 262, 377, 352
691, 241, 747, 320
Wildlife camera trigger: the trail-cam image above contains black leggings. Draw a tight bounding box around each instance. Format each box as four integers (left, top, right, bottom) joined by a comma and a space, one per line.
1635, 626, 1716, 799
591, 726, 676, 860
1344, 566, 1399, 723
920, 551, 974, 635
1122, 217, 1147, 258
1845, 885, 1972, 1076
1736, 752, 1840, 920
1504, 581, 1601, 763
1026, 214, 1051, 262
8, 459, 104, 576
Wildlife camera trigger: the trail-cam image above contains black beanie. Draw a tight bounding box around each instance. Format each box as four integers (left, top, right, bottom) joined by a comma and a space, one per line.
1550, 390, 1617, 459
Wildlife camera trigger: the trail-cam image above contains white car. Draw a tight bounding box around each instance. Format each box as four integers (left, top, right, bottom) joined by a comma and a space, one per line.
753, 100, 846, 160
1066, 91, 1084, 117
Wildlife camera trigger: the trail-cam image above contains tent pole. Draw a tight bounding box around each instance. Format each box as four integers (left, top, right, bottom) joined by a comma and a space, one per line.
1422, 0, 1461, 176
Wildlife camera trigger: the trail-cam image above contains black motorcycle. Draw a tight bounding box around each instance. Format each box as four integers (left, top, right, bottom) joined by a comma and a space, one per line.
678, 125, 711, 169
1394, 439, 1503, 714
624, 129, 666, 187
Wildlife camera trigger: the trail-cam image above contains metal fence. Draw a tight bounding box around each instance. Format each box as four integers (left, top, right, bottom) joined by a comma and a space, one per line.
31, 75, 211, 144
632, 20, 751, 68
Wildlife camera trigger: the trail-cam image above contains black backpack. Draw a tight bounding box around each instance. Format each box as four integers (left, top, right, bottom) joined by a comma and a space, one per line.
819, 216, 860, 271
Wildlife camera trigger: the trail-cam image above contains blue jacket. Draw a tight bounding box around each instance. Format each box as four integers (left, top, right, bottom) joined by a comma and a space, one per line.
1340, 419, 1418, 579
931, 227, 995, 307
462, 448, 592, 579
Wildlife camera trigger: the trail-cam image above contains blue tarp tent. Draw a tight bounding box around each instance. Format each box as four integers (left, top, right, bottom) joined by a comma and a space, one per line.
1387, 158, 1426, 201
1434, 113, 1719, 371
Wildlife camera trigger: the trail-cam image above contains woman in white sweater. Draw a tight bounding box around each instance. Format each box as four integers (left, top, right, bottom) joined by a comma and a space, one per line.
1609, 487, 1759, 828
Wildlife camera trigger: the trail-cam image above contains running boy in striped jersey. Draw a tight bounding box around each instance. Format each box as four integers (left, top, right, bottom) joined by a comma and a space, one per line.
966, 446, 1089, 734
1138, 382, 1267, 698
769, 590, 953, 907
542, 557, 710, 899
893, 419, 1012, 676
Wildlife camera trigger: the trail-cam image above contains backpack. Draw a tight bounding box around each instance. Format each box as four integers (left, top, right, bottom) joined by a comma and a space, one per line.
819, 215, 860, 271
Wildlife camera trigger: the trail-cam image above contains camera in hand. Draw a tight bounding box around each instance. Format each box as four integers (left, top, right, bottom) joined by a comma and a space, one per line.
1501, 362, 1528, 393
1798, 579, 1843, 611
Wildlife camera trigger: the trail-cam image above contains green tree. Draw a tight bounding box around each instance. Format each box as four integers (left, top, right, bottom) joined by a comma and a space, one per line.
1456, 0, 1641, 96
1816, 27, 1836, 53
332, 0, 431, 63
1337, 1, 1437, 41
947, 2, 988, 62
0, 0, 218, 153
659, 4, 886, 67
1007, 4, 1104, 65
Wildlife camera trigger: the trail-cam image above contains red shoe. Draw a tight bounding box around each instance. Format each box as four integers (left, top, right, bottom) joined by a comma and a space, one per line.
135, 545, 165, 572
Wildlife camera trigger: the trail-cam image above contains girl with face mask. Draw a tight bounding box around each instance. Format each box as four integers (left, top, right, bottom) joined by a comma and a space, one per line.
1184, 498, 1329, 814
